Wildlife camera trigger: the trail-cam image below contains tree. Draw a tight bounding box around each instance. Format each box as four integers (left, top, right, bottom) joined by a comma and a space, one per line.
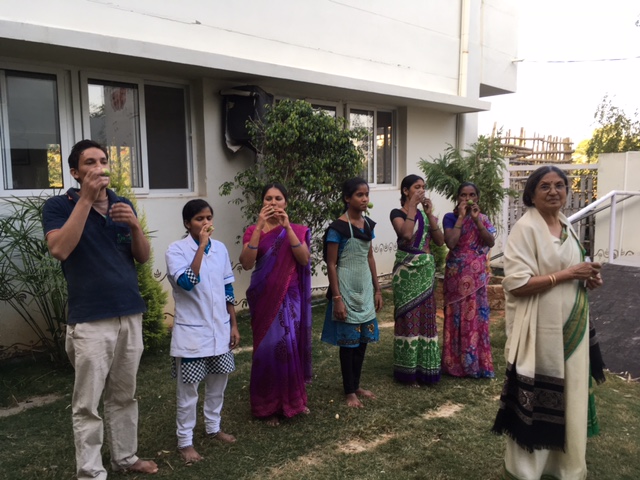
418, 135, 515, 225
586, 95, 640, 160
220, 99, 366, 272
108, 155, 168, 353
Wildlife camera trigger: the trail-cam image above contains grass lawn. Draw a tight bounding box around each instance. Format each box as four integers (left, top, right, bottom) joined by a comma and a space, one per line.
1, 290, 639, 479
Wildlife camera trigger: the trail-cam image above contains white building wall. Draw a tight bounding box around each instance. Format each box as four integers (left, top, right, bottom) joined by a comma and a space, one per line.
1, 0, 465, 96
593, 152, 640, 265
0, 1, 518, 350
480, 0, 518, 96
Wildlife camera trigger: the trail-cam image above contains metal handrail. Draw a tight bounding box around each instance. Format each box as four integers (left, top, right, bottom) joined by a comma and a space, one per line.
569, 190, 640, 261
567, 190, 640, 223
491, 190, 640, 263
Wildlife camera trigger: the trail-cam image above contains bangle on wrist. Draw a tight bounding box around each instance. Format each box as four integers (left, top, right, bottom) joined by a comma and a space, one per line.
333, 295, 342, 300
291, 242, 302, 248
429, 226, 440, 232
454, 225, 462, 229
247, 244, 258, 250
548, 274, 557, 287
406, 217, 415, 222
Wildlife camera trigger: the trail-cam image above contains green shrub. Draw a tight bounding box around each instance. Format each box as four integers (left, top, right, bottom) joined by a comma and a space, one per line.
220, 99, 366, 273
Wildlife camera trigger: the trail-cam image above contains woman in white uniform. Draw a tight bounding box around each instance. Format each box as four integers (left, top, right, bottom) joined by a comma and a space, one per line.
166, 199, 240, 463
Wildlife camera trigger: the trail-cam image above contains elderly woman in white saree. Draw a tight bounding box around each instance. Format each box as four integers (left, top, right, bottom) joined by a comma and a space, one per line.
492, 166, 606, 480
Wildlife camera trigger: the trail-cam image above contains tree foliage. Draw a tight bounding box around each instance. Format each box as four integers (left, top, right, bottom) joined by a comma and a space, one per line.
220, 99, 366, 272
108, 158, 168, 353
586, 95, 640, 160
418, 135, 515, 225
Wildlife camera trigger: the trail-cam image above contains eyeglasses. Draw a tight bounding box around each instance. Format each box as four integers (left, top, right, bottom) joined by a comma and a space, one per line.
537, 182, 566, 193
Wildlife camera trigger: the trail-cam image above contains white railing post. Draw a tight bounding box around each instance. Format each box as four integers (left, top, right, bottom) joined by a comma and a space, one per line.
609, 193, 617, 262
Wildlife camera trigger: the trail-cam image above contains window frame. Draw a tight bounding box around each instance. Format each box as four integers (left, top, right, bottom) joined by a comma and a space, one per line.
346, 104, 397, 188
0, 64, 75, 197
143, 80, 194, 193
80, 72, 150, 195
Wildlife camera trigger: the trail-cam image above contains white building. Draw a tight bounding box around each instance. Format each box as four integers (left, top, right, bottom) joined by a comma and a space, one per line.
0, 0, 518, 348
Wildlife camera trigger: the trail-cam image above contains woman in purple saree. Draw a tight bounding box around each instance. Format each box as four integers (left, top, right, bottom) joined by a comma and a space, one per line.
240, 183, 312, 426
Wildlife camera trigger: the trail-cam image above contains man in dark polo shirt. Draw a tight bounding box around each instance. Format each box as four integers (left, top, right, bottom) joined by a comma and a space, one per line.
43, 140, 158, 479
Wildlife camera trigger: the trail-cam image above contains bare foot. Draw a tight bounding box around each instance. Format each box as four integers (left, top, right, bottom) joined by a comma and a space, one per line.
345, 393, 364, 408
264, 415, 280, 427
301, 407, 311, 415
126, 458, 159, 473
209, 431, 236, 443
408, 382, 421, 388
356, 388, 377, 399
178, 446, 202, 464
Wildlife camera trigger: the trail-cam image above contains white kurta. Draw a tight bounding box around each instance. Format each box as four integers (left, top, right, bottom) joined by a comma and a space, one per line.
502, 208, 589, 480
166, 236, 235, 358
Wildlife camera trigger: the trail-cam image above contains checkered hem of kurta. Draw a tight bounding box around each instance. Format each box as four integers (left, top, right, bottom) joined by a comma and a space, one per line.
171, 351, 235, 383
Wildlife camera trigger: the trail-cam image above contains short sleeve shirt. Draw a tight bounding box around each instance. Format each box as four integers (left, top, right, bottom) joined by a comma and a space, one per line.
42, 188, 146, 324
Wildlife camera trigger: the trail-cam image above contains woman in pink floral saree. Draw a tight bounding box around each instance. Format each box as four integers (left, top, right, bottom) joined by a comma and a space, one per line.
442, 182, 496, 378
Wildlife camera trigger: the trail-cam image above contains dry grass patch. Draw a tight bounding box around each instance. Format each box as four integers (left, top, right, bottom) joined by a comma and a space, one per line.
422, 401, 464, 420
0, 394, 63, 418
338, 433, 395, 454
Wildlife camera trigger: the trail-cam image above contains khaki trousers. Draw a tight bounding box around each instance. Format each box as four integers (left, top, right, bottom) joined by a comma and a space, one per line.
66, 314, 144, 480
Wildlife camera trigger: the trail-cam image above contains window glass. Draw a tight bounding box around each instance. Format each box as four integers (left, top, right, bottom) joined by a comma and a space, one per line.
144, 84, 189, 189
88, 80, 142, 187
376, 111, 393, 184
312, 104, 337, 118
2, 71, 62, 190
349, 109, 374, 183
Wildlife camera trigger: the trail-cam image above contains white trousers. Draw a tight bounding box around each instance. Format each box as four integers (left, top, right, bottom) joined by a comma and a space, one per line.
65, 314, 144, 480
175, 358, 229, 449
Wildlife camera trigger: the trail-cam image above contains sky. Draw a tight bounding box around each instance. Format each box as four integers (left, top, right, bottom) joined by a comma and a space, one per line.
477, 0, 640, 145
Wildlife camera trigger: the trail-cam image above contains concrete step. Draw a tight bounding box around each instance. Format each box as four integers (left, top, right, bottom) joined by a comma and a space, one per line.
589, 262, 640, 379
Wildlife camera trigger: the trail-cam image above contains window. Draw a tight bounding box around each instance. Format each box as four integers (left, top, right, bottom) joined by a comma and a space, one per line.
311, 104, 337, 118
0, 70, 63, 190
1, 68, 193, 194
82, 75, 192, 192
88, 79, 144, 188
144, 84, 190, 189
348, 107, 395, 185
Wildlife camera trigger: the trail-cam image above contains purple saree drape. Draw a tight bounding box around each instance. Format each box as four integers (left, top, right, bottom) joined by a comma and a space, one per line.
243, 224, 312, 418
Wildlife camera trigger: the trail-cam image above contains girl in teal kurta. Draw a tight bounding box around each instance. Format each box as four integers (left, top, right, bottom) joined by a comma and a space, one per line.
322, 177, 384, 408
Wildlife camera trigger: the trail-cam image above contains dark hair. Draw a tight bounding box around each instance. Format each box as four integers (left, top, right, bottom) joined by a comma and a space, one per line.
400, 174, 424, 206
457, 181, 480, 199
68, 139, 108, 170
522, 166, 569, 207
182, 199, 213, 227
342, 177, 369, 211
261, 182, 288, 203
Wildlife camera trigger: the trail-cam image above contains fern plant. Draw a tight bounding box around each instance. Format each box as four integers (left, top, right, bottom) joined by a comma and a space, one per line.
419, 135, 516, 225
